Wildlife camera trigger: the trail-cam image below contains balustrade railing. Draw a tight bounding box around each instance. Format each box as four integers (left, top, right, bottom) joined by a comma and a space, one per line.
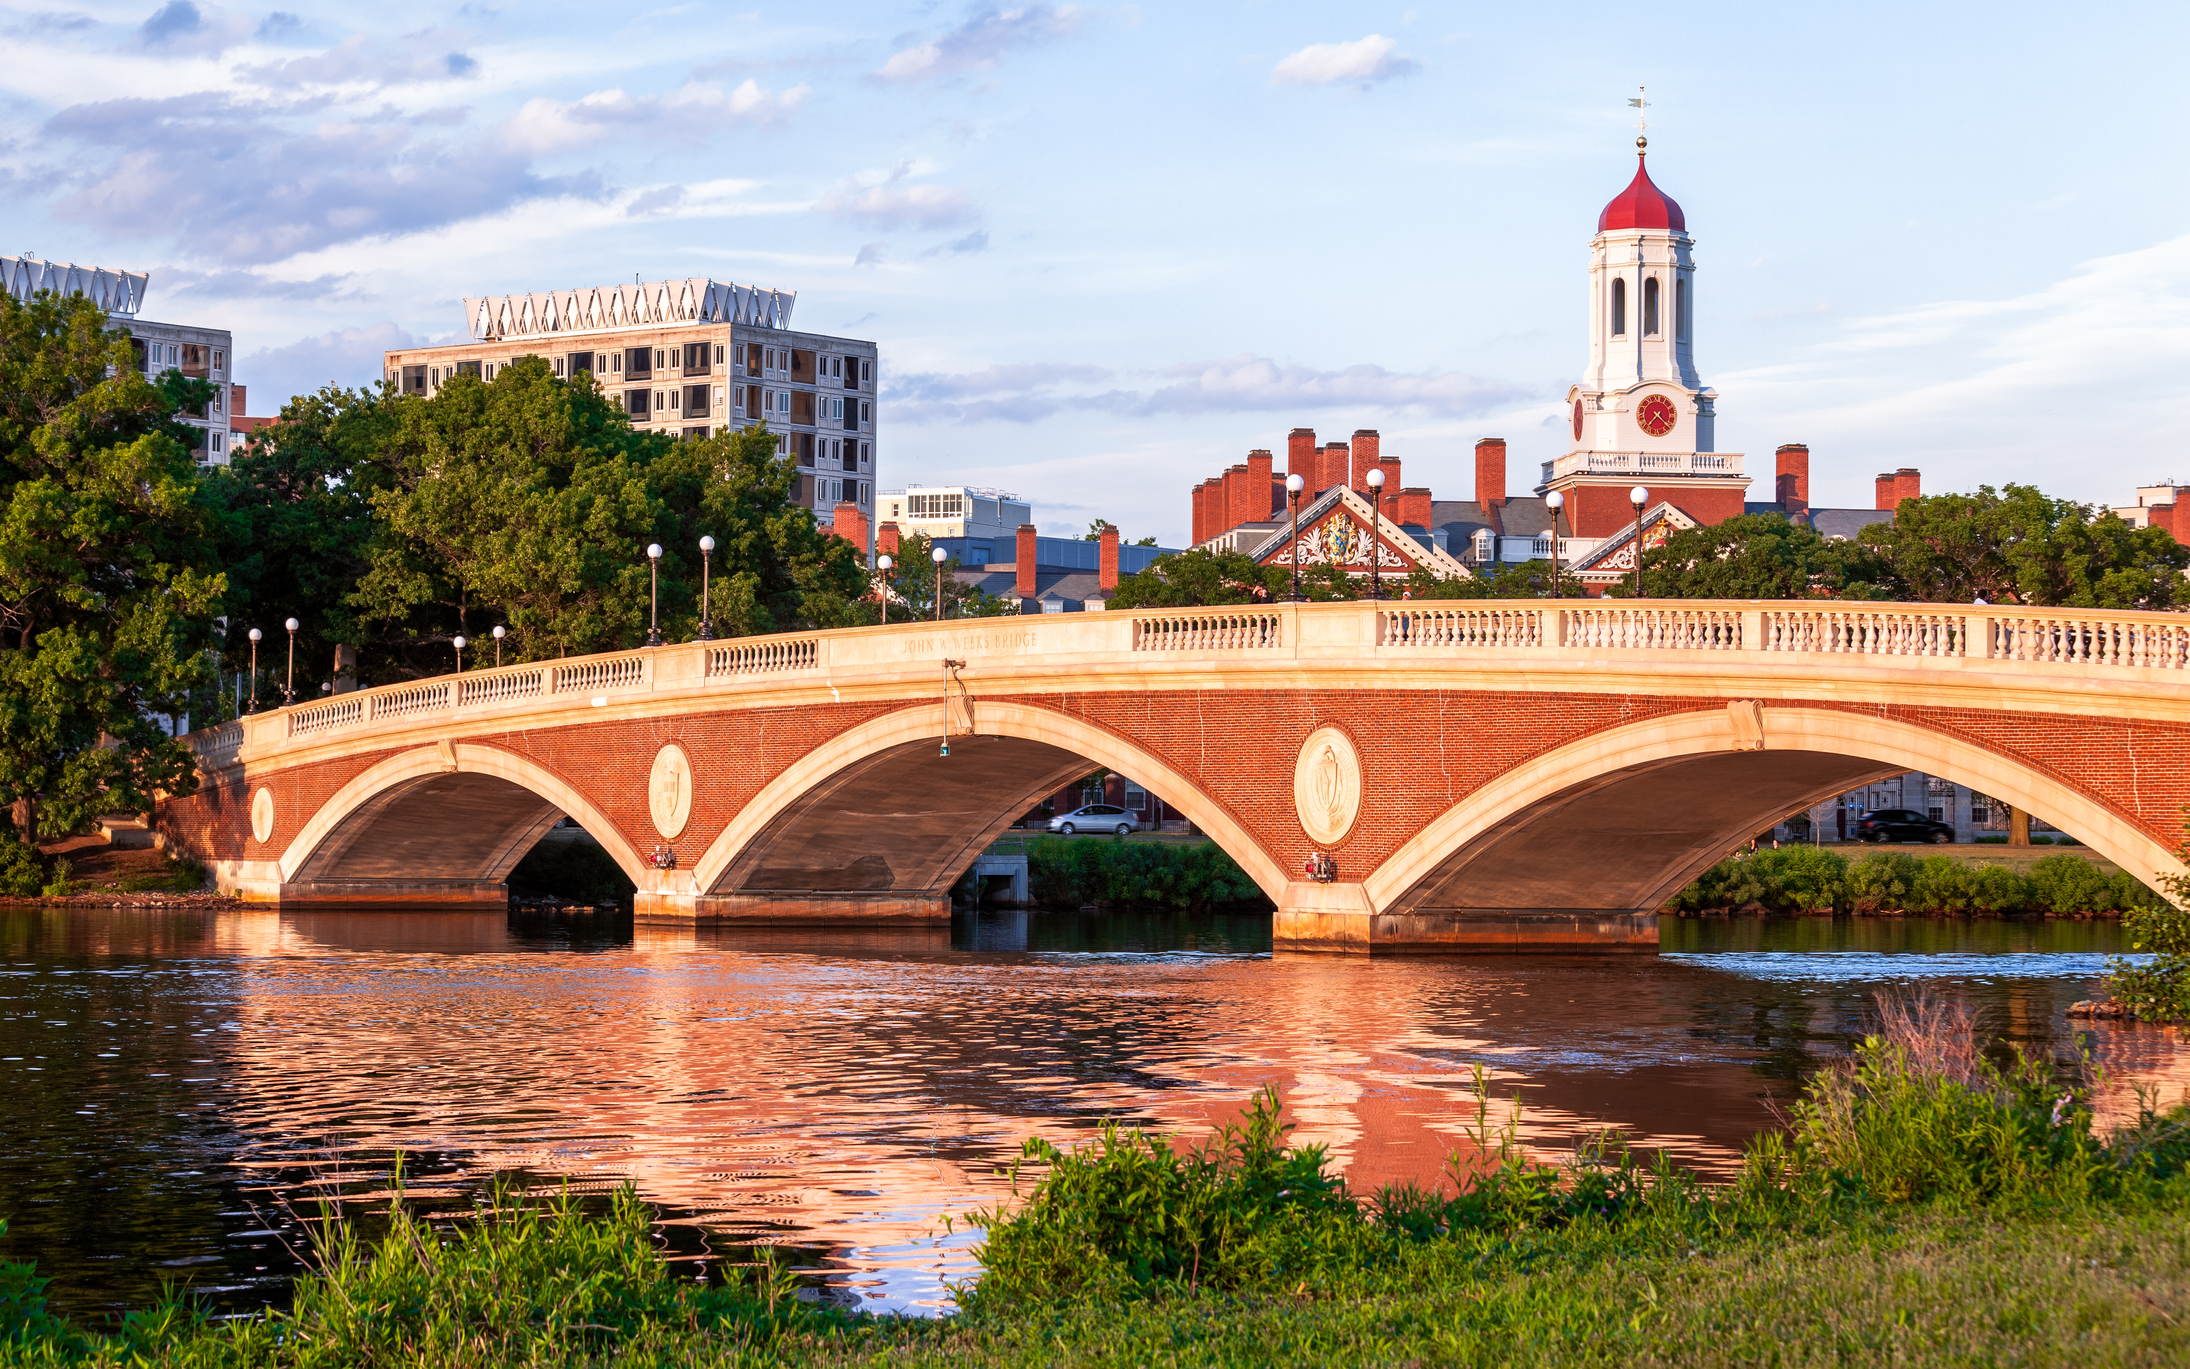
1562, 607, 1745, 650
1132, 611, 1283, 651
708, 637, 819, 676
184, 600, 2190, 762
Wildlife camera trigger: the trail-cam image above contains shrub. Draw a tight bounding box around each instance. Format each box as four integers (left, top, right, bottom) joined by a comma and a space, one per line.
1970, 864, 2032, 914
1023, 837, 1267, 912
0, 834, 42, 898
2025, 854, 2119, 915
1845, 851, 1920, 913
1669, 846, 1846, 914
1908, 856, 1980, 914
37, 858, 72, 898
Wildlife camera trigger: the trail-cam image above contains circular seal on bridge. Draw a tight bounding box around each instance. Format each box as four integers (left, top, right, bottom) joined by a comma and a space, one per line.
250, 787, 275, 845
1293, 727, 1362, 846
648, 743, 694, 840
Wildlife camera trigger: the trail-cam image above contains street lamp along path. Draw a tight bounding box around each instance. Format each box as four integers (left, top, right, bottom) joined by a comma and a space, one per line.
492, 624, 505, 667
696, 536, 715, 641
931, 544, 949, 622
645, 543, 663, 647
1629, 486, 1650, 601
245, 628, 261, 715
1285, 472, 1304, 601
282, 618, 299, 707
1365, 467, 1387, 601
1545, 490, 1566, 600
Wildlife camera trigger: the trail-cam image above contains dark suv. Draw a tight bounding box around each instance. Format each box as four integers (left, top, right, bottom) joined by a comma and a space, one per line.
1852, 808, 1954, 844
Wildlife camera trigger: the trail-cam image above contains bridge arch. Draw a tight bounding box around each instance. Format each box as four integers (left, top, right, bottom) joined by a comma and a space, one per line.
1366, 705, 2186, 925
679, 700, 1288, 919
276, 743, 651, 907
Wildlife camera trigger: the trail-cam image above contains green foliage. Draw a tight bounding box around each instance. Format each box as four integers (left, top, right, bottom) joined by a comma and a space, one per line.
1845, 850, 1921, 913
1109, 548, 1288, 608
507, 834, 637, 907
1612, 513, 1892, 600
114, 856, 208, 894
1402, 560, 1589, 600
0, 1220, 75, 1353
1861, 483, 2190, 608
1669, 845, 1848, 914
0, 289, 223, 834
35, 857, 70, 898
0, 832, 42, 898
1771, 994, 2112, 1206
967, 1085, 1364, 1302
2104, 813, 2190, 1022
872, 530, 1018, 622
1023, 836, 1268, 911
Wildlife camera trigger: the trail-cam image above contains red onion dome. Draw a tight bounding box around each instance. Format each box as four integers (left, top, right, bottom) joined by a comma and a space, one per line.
1598, 140, 1685, 233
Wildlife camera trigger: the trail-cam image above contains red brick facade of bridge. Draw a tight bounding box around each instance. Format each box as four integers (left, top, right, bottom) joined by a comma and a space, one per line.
158, 689, 2190, 894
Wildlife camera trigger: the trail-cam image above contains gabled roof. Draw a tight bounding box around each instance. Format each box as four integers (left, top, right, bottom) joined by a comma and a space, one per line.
1243, 486, 1474, 580
1569, 502, 1699, 579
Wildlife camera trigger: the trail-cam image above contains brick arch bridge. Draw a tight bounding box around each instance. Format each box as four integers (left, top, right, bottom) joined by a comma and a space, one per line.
162, 601, 2190, 953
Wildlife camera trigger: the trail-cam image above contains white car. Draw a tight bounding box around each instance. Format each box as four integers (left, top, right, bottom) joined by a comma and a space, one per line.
1047, 804, 1138, 836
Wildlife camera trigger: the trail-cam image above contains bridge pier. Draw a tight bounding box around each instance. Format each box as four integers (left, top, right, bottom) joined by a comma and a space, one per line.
634, 889, 951, 924
1273, 882, 1657, 954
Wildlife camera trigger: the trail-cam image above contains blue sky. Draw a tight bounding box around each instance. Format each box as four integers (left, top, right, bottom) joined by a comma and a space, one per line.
4, 1, 2186, 544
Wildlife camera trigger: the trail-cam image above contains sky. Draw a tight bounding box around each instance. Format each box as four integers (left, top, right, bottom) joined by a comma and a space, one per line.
3, 1, 2187, 545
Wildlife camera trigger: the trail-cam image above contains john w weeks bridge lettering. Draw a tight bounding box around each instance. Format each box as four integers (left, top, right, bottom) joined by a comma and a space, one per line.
162, 600, 2190, 953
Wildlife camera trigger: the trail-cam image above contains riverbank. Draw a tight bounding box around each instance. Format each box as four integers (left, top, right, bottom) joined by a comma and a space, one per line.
6, 1000, 2187, 1366
1669, 846, 2158, 919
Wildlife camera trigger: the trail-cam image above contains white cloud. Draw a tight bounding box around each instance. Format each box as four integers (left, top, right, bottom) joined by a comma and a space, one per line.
1270, 34, 1417, 89
818, 182, 977, 232
501, 78, 807, 154
874, 4, 1081, 83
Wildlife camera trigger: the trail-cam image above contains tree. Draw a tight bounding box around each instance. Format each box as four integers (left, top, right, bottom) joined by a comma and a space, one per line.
1403, 561, 1587, 600
0, 290, 223, 835
1606, 513, 1892, 600
872, 531, 1016, 620
1109, 548, 1289, 608
348, 361, 872, 672
1861, 485, 2189, 608
1079, 519, 1155, 547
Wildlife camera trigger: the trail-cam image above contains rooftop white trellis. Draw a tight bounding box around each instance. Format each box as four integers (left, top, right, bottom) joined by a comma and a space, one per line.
1, 254, 149, 317
462, 278, 795, 342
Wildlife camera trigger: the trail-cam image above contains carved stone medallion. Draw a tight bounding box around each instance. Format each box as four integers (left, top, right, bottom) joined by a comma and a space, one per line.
250, 786, 275, 845
1293, 727, 1362, 846
648, 743, 694, 839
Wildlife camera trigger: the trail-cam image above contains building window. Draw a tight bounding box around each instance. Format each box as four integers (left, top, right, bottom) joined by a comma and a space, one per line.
1643, 276, 1660, 337
628, 390, 649, 418
858, 481, 870, 504
861, 359, 872, 382
860, 442, 870, 467
1610, 277, 1627, 338
654, 349, 666, 369
777, 391, 789, 414
861, 400, 871, 425
213, 349, 224, 371
611, 353, 622, 374
626, 348, 651, 379
1676, 279, 1689, 340
714, 386, 724, 412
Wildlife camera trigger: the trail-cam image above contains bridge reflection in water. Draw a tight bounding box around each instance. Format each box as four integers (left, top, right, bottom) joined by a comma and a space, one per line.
6, 906, 2176, 1318
165, 600, 2190, 952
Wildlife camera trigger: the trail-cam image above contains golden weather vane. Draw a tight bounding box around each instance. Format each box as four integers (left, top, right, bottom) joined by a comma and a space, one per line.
1628, 86, 1649, 150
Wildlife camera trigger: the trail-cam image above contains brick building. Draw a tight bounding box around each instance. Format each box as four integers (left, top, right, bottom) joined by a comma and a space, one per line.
382, 278, 878, 548
4, 253, 242, 466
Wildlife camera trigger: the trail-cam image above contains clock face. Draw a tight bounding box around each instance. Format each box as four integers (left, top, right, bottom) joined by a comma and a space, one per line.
1636, 394, 1678, 438
1571, 399, 1584, 441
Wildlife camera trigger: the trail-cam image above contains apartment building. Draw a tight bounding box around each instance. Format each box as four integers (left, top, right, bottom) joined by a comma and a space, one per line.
381, 278, 878, 534
2, 253, 240, 466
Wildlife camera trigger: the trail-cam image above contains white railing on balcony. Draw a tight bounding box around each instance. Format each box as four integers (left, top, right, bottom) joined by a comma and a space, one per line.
1760, 609, 1971, 657
1539, 450, 1744, 483
1382, 608, 1544, 648
1132, 611, 1282, 651
1989, 614, 2190, 670
459, 668, 546, 707
288, 696, 366, 737
373, 679, 454, 719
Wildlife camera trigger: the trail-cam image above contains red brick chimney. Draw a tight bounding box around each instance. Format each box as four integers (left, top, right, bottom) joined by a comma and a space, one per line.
1775, 444, 1810, 512
1398, 487, 1432, 528
1191, 483, 1207, 545
1322, 443, 1350, 497
1475, 438, 1507, 509
232, 384, 247, 417
1016, 523, 1037, 599
1225, 463, 1253, 531
877, 520, 900, 559
2152, 503, 2181, 541
1098, 522, 1119, 592
1245, 449, 1274, 521
1351, 430, 1381, 495
1288, 427, 1316, 490
831, 502, 869, 552
1201, 477, 1225, 539
1896, 467, 1921, 503
1875, 473, 1898, 511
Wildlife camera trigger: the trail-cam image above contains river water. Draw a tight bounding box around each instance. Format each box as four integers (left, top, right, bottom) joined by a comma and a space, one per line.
2, 904, 2185, 1319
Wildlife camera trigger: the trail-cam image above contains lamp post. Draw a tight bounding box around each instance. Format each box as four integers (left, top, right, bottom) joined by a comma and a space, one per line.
696, 536, 715, 640
875, 554, 893, 620
645, 543, 663, 646
1629, 485, 1649, 601
452, 634, 466, 673
1545, 490, 1566, 599
931, 545, 949, 622
1285, 472, 1304, 601
1365, 466, 1387, 601
492, 624, 505, 667
282, 617, 298, 706
246, 628, 261, 714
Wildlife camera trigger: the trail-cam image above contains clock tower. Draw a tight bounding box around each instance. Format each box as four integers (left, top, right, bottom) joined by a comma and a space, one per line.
1545, 137, 1748, 539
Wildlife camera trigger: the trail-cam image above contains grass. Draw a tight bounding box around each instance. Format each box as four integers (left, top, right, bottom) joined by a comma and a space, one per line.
5, 993, 2190, 1366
